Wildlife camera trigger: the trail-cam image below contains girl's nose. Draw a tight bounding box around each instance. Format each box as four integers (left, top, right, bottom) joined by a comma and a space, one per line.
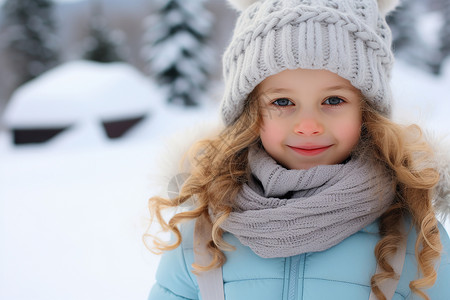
294, 118, 324, 136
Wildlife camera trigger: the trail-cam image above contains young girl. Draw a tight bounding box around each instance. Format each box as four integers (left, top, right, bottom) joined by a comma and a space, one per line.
145, 0, 450, 299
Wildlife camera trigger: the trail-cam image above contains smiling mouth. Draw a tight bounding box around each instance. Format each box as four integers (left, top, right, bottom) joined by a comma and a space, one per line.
288, 145, 332, 156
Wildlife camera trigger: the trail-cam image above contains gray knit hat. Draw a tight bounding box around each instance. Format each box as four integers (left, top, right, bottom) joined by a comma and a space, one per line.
221, 0, 400, 126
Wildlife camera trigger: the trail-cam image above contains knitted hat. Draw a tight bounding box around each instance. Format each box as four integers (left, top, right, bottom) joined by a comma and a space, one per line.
221, 0, 400, 126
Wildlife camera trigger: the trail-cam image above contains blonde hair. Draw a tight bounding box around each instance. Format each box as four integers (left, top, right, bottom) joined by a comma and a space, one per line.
360, 101, 442, 300
144, 95, 443, 298
144, 89, 261, 270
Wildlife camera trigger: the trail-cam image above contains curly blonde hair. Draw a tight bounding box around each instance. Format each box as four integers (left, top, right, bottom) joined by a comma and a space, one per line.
144, 89, 261, 270
144, 94, 443, 298
360, 101, 442, 300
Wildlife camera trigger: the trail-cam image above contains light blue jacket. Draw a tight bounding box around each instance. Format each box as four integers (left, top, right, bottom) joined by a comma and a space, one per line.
149, 217, 450, 300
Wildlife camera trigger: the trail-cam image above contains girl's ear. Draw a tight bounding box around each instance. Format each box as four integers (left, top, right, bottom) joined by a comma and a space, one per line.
227, 0, 262, 11
377, 0, 401, 17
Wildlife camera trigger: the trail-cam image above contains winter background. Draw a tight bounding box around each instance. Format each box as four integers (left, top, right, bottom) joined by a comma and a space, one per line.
0, 0, 449, 299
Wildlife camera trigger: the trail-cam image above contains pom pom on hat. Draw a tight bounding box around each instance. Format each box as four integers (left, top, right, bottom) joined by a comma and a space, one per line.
377, 0, 401, 16
227, 0, 261, 11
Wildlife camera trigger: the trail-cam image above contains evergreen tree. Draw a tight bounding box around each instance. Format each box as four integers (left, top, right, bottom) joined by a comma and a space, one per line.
437, 0, 450, 74
387, 1, 422, 56
387, 1, 434, 74
83, 1, 123, 63
143, 0, 213, 106
2, 0, 59, 85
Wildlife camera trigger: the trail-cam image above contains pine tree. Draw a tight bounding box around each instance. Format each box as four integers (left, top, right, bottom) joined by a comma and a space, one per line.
437, 0, 450, 74
2, 0, 59, 85
387, 0, 433, 73
387, 1, 421, 56
143, 0, 213, 106
83, 1, 123, 63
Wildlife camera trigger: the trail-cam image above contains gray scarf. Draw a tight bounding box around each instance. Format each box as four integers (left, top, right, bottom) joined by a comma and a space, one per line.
220, 146, 395, 258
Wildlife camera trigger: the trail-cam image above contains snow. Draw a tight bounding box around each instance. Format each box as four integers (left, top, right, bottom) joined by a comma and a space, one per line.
3, 61, 158, 127
417, 11, 443, 50
0, 60, 449, 300
391, 59, 450, 133
0, 143, 158, 300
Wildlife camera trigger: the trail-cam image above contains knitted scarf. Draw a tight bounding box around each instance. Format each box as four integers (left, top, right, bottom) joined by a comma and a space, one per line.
220, 147, 395, 258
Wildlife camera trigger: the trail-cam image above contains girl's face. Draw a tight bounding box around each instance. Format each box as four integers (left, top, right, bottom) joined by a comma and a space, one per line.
258, 68, 362, 170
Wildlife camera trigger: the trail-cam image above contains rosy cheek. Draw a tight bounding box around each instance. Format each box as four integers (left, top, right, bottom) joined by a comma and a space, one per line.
337, 120, 362, 145
260, 121, 282, 146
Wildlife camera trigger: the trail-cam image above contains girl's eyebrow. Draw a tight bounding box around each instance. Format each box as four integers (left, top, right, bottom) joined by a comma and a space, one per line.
262, 88, 292, 94
263, 85, 357, 94
324, 85, 358, 92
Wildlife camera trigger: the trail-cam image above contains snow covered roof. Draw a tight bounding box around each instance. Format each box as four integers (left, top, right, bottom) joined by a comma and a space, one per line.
3, 60, 160, 127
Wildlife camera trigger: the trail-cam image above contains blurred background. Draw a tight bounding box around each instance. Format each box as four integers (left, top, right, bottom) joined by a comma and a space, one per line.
0, 0, 449, 299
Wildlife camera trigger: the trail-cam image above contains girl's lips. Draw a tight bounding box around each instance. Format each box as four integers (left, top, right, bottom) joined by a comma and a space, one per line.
288, 145, 332, 156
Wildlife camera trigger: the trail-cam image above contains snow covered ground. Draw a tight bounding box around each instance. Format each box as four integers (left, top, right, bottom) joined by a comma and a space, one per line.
0, 60, 449, 300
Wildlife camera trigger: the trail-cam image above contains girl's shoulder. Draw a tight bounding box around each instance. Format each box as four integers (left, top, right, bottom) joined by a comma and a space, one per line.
179, 219, 196, 251
437, 222, 450, 253
426, 221, 450, 297
400, 216, 450, 297
403, 216, 450, 255
149, 220, 199, 300
435, 222, 450, 270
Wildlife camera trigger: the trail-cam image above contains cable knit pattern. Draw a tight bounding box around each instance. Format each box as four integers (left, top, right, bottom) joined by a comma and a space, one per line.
220, 146, 395, 258
221, 0, 395, 125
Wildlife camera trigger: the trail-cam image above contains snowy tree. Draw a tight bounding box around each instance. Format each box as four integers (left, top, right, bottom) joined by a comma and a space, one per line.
387, 0, 438, 74
83, 1, 123, 63
143, 0, 214, 106
387, 1, 423, 58
2, 0, 59, 85
437, 0, 450, 74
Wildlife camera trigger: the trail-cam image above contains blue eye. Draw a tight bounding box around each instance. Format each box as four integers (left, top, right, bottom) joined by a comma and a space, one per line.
323, 97, 344, 105
273, 98, 294, 106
